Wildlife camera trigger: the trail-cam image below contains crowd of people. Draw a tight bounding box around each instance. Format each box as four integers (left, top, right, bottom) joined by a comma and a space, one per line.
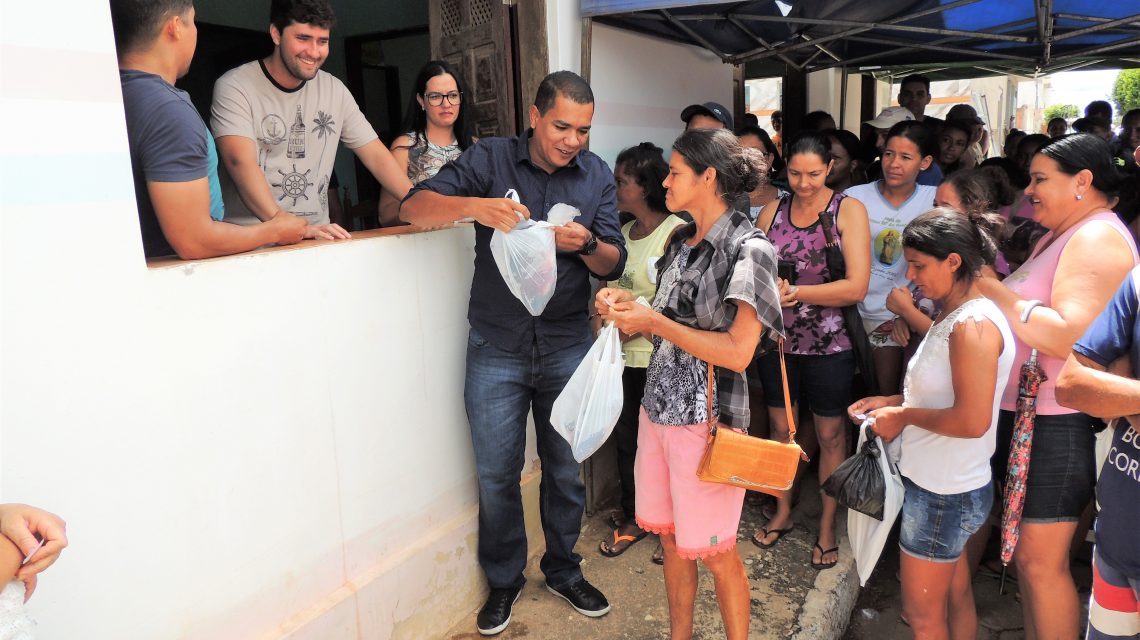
106, 0, 1140, 637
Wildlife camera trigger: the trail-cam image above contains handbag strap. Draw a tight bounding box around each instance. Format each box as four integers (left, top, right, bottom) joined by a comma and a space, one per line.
705, 336, 797, 443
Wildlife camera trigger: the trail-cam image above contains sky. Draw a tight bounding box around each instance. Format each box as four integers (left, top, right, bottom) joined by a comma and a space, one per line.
1021, 69, 1122, 112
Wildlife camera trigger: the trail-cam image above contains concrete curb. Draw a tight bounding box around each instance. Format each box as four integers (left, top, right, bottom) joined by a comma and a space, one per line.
790, 530, 861, 640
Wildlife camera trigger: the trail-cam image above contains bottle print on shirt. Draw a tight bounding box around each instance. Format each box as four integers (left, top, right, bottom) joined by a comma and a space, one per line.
288, 104, 306, 159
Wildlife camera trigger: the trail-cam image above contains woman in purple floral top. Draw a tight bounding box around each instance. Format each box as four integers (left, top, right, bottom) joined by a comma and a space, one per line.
750, 131, 872, 571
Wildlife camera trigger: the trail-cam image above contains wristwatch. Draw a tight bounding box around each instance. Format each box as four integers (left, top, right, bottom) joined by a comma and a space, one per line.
578, 233, 598, 256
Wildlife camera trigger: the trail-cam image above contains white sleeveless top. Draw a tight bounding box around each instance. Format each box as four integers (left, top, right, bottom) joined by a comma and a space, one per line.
897, 297, 1015, 495
0, 581, 35, 639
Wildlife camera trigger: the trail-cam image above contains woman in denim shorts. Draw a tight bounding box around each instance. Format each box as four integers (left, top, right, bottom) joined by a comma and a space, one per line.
849, 208, 1015, 638
977, 134, 1139, 638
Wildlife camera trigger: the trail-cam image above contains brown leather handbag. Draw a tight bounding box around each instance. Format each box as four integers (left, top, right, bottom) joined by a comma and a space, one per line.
695, 339, 807, 496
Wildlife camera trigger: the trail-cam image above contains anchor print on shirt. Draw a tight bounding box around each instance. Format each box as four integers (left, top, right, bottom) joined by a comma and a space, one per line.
258, 114, 287, 171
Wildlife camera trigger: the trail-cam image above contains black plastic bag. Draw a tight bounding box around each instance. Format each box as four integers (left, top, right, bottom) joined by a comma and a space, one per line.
822, 426, 887, 520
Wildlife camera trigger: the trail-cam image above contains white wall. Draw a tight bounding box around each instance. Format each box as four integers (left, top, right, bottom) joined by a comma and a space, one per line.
547, 0, 583, 73
588, 23, 733, 167
0, 2, 512, 638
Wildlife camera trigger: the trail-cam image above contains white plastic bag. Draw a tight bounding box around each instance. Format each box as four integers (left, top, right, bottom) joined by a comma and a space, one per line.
550, 323, 625, 462
847, 420, 905, 586
489, 190, 574, 316
491, 219, 557, 315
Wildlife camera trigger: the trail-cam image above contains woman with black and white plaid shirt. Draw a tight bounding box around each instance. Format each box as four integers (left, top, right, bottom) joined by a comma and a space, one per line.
597, 128, 784, 640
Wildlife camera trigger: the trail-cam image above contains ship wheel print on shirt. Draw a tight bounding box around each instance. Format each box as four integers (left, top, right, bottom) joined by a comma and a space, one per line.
273, 165, 312, 206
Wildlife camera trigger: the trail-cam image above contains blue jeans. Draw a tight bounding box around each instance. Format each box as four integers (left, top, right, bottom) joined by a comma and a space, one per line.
464, 327, 591, 590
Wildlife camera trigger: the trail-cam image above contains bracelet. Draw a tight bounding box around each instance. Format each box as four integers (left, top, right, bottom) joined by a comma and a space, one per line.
1019, 299, 1043, 324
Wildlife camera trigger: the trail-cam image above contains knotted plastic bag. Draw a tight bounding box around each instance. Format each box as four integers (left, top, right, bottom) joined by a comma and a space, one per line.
822, 423, 888, 519
550, 322, 625, 462
845, 420, 904, 586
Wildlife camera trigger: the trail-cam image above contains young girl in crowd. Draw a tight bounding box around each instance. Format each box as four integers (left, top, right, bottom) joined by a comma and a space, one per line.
596, 143, 685, 563
844, 121, 938, 394
822, 128, 866, 193
889, 168, 1012, 346
750, 131, 871, 572
597, 128, 782, 640
379, 60, 474, 225
936, 120, 973, 177
849, 207, 1015, 640
977, 133, 1138, 640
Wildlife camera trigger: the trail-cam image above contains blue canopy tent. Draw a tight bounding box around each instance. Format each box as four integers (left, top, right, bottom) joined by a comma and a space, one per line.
580, 0, 1140, 78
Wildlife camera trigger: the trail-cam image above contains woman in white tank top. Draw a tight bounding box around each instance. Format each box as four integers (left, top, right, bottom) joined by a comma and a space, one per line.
848, 207, 1015, 640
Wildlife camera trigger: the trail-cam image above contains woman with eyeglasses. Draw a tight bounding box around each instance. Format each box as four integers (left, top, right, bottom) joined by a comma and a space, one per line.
380, 60, 475, 226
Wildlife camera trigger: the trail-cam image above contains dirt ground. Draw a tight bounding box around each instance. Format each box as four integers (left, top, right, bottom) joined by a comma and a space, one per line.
446, 476, 858, 639
842, 525, 1094, 640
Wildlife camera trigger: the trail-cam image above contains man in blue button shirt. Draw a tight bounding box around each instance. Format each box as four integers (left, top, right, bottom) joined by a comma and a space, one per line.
402, 71, 626, 636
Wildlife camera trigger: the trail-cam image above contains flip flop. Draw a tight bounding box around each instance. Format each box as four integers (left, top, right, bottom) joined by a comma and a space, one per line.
651, 543, 664, 565
811, 541, 839, 570
599, 526, 648, 557
751, 525, 794, 549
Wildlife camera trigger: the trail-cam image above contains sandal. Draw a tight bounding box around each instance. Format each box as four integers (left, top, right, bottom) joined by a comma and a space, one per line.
599, 525, 647, 557
651, 543, 664, 565
751, 525, 794, 549
811, 541, 839, 570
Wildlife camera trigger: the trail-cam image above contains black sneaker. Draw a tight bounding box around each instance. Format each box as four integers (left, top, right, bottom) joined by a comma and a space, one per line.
476, 586, 522, 636
545, 578, 611, 617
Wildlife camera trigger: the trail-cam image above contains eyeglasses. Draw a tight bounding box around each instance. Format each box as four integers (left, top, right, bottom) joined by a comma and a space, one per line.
425, 91, 462, 106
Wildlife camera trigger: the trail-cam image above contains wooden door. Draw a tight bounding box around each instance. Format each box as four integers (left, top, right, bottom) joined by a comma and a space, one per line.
430, 0, 517, 138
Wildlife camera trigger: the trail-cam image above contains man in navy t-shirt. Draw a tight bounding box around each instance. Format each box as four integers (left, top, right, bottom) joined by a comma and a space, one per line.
1057, 266, 1140, 639
112, 0, 306, 259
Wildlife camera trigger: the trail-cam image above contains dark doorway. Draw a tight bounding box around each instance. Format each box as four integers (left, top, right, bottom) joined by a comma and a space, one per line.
344, 27, 430, 216
175, 22, 272, 126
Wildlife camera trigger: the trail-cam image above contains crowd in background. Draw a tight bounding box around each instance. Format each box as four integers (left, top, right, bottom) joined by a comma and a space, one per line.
109, 0, 1140, 635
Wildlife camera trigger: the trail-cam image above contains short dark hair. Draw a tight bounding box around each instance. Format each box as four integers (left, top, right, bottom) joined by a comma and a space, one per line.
615, 142, 669, 214
900, 74, 931, 93
1085, 99, 1112, 120
734, 125, 786, 175
801, 110, 835, 131
1037, 133, 1124, 197
903, 207, 1004, 283
270, 0, 336, 34
1047, 117, 1068, 127
941, 119, 975, 142
109, 0, 193, 56
534, 71, 594, 115
672, 128, 765, 205
784, 130, 832, 164
886, 120, 938, 159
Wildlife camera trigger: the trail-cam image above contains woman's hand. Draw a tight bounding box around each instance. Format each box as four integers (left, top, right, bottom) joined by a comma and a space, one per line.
868, 406, 907, 442
595, 288, 634, 318
778, 278, 799, 308
605, 300, 659, 336
885, 286, 914, 316
847, 395, 902, 422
